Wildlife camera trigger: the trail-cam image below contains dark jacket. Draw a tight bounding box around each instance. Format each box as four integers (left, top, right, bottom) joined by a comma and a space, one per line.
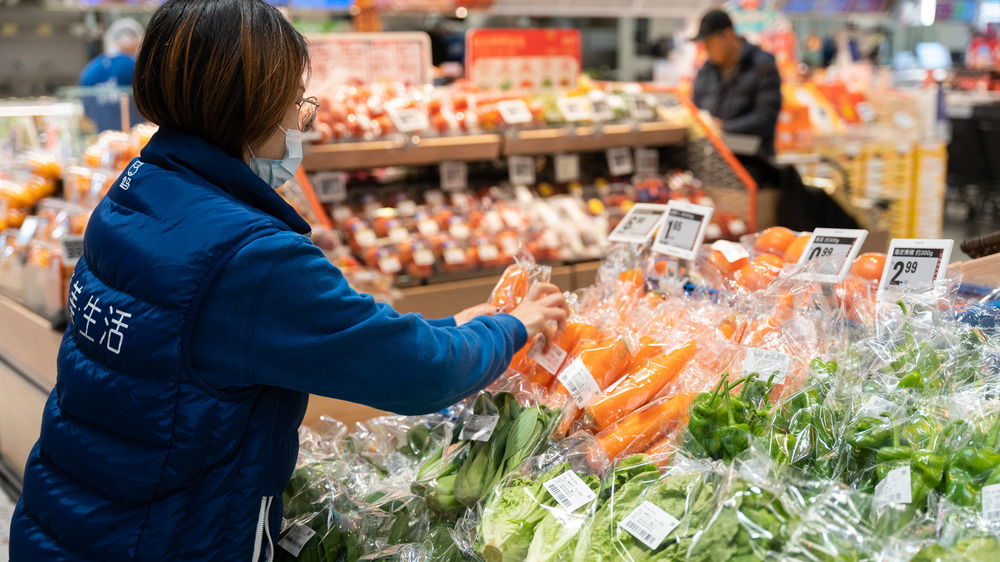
10, 128, 526, 561
692, 39, 783, 156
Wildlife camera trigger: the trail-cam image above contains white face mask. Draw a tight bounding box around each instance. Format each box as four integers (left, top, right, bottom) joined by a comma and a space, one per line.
247, 125, 303, 190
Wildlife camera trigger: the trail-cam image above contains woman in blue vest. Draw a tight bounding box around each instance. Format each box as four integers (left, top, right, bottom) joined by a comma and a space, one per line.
10, 1, 569, 560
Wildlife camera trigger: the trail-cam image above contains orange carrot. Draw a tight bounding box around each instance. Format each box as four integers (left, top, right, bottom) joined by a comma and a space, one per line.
624, 335, 664, 375
489, 264, 529, 312
587, 341, 697, 430
593, 393, 695, 460
554, 402, 582, 439
549, 337, 631, 397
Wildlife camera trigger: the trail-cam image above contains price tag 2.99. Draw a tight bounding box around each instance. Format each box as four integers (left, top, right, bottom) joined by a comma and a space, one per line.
796, 228, 868, 283
606, 147, 635, 176
607, 203, 668, 244
314, 171, 348, 203
440, 161, 468, 192
878, 239, 954, 296
554, 154, 581, 183
508, 155, 536, 186
652, 201, 714, 260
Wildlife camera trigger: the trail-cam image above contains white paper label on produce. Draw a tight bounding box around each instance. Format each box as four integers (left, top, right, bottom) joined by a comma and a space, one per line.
378, 256, 402, 275
60, 235, 86, 267
652, 201, 714, 260
460, 414, 500, 442
477, 244, 500, 262
544, 470, 597, 512
620, 501, 680, 550
417, 219, 440, 237
333, 205, 352, 222
557, 97, 593, 123
354, 229, 377, 247
557, 358, 602, 408
711, 240, 749, 264
630, 95, 655, 120
388, 107, 429, 133
449, 223, 471, 240
444, 247, 467, 265
278, 524, 316, 557
797, 228, 868, 283
528, 339, 569, 375
878, 239, 954, 297
440, 161, 468, 192
875, 466, 912, 510
982, 484, 1000, 521
555, 154, 581, 183
606, 147, 635, 177
397, 200, 417, 217
508, 155, 537, 186
389, 227, 410, 244
497, 99, 534, 124
413, 248, 435, 267
743, 348, 792, 385
634, 148, 659, 176
314, 171, 348, 203
590, 96, 614, 122
607, 203, 667, 244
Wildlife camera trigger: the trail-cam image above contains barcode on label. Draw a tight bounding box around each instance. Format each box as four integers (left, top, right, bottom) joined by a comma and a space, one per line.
527, 339, 568, 374
875, 466, 911, 510
543, 470, 596, 512
460, 414, 500, 442
314, 171, 348, 203
60, 235, 85, 267
607, 147, 635, 176
278, 523, 316, 557
982, 484, 1000, 521
620, 501, 680, 550
557, 358, 601, 407
742, 348, 791, 385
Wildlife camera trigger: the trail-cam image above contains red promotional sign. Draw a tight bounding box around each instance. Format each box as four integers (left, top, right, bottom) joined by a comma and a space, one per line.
466, 29, 582, 91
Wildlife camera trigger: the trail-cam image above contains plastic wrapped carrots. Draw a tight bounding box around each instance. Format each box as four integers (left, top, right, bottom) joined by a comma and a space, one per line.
593, 392, 695, 461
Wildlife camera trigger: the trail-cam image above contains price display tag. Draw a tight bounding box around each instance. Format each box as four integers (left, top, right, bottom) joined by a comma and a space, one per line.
554, 154, 581, 183
620, 501, 680, 550
856, 102, 877, 123
460, 414, 500, 442
630, 94, 655, 120
378, 255, 402, 274
389, 227, 409, 244
413, 248, 435, 267
652, 201, 714, 260
278, 524, 317, 557
440, 161, 468, 192
59, 235, 86, 267
332, 206, 352, 223
743, 348, 792, 385
477, 243, 499, 262
354, 229, 377, 248
557, 97, 593, 123
606, 147, 635, 176
634, 148, 659, 176
508, 155, 536, 186
449, 223, 471, 240
608, 203, 668, 244
388, 107, 429, 133
875, 466, 912, 510
444, 247, 467, 265
16, 216, 40, 247
878, 239, 954, 296
796, 228, 869, 283
313, 172, 348, 203
557, 358, 601, 408
497, 99, 534, 125
543, 470, 597, 512
417, 219, 440, 237
528, 338, 569, 375
983, 484, 1000, 521
397, 200, 417, 217
590, 95, 614, 122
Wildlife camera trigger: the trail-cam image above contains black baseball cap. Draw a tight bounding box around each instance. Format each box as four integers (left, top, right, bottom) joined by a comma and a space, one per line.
692, 9, 734, 41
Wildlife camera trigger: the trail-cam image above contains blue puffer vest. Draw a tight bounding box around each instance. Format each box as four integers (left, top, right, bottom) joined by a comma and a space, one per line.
11, 129, 313, 561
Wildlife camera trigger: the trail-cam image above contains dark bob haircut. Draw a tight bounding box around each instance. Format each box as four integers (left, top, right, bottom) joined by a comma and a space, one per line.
134, 0, 310, 158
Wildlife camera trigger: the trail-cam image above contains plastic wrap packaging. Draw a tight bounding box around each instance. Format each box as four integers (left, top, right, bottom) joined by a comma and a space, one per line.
879, 498, 1000, 561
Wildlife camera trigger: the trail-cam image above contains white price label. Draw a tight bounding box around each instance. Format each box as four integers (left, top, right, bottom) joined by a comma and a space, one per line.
590, 96, 614, 122
354, 229, 377, 248
389, 227, 410, 244
557, 358, 602, 408
378, 255, 402, 274
528, 339, 569, 375
59, 235, 85, 267
743, 348, 792, 385
652, 201, 714, 260
543, 470, 597, 512
477, 244, 500, 262
460, 414, 500, 442
388, 107, 429, 133
634, 148, 659, 176
397, 200, 417, 217
875, 466, 912, 510
508, 155, 537, 186
501, 209, 525, 229
314, 172, 348, 203
797, 228, 868, 283
555, 154, 581, 183
440, 161, 468, 192
630, 95, 655, 120
332, 205, 353, 223
620, 501, 680, 550
498, 99, 534, 125
982, 484, 1000, 521
856, 102, 877, 123
557, 97, 593, 123
608, 203, 668, 245
444, 247, 467, 265
413, 248, 435, 267
606, 147, 635, 176
711, 240, 749, 264
16, 216, 40, 247
417, 219, 440, 237
278, 524, 317, 557
878, 239, 954, 295
449, 223, 471, 240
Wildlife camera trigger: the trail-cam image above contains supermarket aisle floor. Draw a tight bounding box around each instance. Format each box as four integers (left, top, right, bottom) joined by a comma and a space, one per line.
0, 489, 12, 562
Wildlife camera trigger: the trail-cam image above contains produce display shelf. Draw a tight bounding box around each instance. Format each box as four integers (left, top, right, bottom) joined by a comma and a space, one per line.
502, 121, 687, 156
302, 133, 503, 171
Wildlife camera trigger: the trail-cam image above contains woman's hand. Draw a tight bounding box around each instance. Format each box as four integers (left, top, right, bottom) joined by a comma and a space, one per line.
454, 303, 499, 326
509, 283, 570, 349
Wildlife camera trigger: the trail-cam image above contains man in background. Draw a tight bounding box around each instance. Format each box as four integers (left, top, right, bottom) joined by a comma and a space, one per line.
79, 18, 144, 132
691, 9, 782, 160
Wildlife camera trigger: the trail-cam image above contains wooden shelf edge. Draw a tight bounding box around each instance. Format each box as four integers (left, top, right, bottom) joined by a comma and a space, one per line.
504, 122, 687, 156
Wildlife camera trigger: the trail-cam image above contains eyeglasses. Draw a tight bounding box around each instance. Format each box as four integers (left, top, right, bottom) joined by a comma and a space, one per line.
296, 96, 320, 132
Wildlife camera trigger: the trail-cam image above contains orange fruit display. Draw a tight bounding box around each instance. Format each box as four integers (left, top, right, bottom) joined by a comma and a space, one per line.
849, 253, 887, 285
783, 233, 812, 263
754, 226, 798, 256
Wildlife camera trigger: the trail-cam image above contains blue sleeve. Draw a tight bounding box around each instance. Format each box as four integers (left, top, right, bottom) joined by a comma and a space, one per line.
425, 317, 457, 327
190, 233, 526, 415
